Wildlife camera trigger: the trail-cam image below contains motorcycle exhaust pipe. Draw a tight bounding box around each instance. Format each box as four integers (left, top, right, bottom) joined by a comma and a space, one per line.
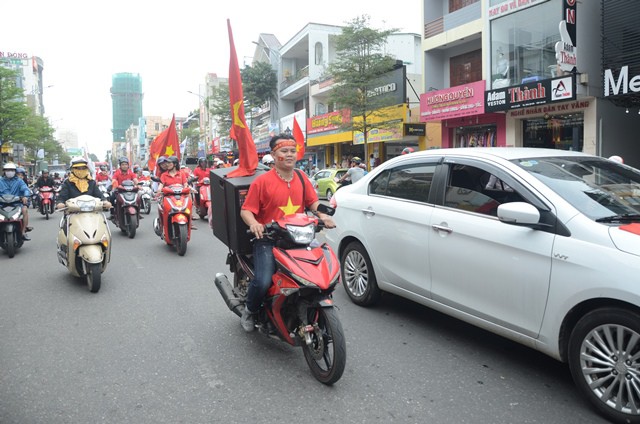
214, 273, 244, 317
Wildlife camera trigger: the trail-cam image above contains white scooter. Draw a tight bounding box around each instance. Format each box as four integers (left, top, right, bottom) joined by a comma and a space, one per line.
56, 195, 112, 293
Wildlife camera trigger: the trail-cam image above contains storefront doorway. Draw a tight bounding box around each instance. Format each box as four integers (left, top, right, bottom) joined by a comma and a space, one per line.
453, 125, 498, 148
523, 113, 584, 151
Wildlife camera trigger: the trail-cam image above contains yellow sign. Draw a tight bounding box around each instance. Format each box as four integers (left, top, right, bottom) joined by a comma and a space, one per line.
1, 143, 12, 154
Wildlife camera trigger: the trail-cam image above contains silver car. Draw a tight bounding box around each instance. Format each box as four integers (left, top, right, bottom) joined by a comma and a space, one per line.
327, 147, 640, 424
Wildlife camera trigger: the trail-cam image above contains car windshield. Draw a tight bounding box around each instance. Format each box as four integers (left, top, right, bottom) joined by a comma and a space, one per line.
513, 156, 640, 221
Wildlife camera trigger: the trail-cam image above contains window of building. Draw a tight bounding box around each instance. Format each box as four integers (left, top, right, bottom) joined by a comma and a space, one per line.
450, 50, 482, 86
315, 42, 323, 65
490, 0, 561, 89
523, 113, 584, 151
450, 0, 479, 13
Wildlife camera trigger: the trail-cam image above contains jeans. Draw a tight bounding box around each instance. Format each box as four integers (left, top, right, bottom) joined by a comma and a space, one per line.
245, 240, 275, 313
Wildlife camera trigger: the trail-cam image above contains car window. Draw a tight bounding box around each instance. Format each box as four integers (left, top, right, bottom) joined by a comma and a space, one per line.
369, 163, 436, 202
445, 164, 525, 216
335, 170, 347, 179
316, 171, 328, 179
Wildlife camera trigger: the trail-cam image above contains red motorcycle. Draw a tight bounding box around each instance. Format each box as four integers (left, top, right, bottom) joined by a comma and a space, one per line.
194, 177, 211, 220
153, 184, 192, 256
214, 207, 346, 384
38, 186, 56, 219
112, 180, 141, 239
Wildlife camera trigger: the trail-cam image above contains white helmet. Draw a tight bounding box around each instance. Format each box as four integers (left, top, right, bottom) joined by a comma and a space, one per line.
608, 155, 624, 164
3, 162, 17, 171
233, 158, 240, 166
70, 156, 89, 168
262, 154, 274, 165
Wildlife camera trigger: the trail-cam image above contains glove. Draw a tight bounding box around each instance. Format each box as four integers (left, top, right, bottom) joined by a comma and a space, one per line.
102, 201, 112, 210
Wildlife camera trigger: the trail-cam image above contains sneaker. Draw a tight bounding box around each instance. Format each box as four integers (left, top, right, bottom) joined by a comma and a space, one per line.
22, 233, 31, 241
240, 306, 256, 332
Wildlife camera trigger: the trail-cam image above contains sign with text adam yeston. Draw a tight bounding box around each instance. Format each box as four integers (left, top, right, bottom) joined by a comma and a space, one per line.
485, 75, 575, 113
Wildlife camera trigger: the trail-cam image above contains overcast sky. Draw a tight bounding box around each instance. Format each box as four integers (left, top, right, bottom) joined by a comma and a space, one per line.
2, 0, 421, 158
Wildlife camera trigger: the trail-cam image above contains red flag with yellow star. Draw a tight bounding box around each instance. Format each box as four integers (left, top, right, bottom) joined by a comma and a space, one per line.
227, 19, 258, 178
293, 116, 305, 161
148, 114, 180, 173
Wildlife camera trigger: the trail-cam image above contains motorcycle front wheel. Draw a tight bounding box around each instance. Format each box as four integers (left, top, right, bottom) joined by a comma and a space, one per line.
5, 232, 16, 258
175, 225, 188, 256
302, 307, 346, 385
143, 199, 151, 215
85, 262, 102, 293
127, 214, 137, 239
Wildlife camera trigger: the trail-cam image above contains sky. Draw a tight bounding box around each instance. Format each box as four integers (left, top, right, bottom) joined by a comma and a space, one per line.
2, 0, 422, 159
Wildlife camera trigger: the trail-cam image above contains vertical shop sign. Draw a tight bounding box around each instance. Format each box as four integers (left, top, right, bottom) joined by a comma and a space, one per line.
555, 0, 577, 73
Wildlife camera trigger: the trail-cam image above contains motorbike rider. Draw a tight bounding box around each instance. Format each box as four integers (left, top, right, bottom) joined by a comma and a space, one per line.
56, 157, 110, 233
95, 165, 110, 183
109, 157, 138, 216
337, 156, 366, 186
190, 158, 210, 217
36, 170, 56, 188
261, 154, 275, 169
157, 156, 187, 191
239, 133, 336, 332
0, 162, 33, 241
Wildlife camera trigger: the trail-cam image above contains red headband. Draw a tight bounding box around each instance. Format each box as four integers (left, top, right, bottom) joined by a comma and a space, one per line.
272, 140, 296, 151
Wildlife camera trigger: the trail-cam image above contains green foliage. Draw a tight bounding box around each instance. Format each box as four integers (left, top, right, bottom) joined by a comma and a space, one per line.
327, 15, 400, 141
241, 61, 277, 109
209, 84, 231, 138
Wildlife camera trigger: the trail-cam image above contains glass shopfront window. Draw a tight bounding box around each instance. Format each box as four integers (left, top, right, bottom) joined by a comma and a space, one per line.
523, 113, 583, 151
454, 125, 498, 148
490, 0, 560, 89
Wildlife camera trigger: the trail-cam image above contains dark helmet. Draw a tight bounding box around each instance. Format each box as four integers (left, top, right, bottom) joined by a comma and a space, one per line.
156, 156, 168, 166
167, 156, 180, 169
16, 167, 26, 174
351, 156, 362, 164
118, 157, 129, 165
198, 157, 206, 166
401, 147, 415, 155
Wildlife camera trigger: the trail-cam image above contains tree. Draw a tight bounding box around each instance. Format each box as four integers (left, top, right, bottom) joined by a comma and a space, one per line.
0, 67, 33, 165
327, 15, 400, 161
241, 61, 278, 109
209, 84, 232, 143
179, 109, 200, 157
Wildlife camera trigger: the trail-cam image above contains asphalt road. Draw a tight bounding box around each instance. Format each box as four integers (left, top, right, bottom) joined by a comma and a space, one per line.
0, 206, 610, 423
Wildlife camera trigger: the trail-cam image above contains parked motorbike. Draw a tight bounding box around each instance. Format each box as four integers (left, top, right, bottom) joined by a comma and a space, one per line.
153, 184, 192, 256
38, 186, 56, 219
57, 195, 111, 293
112, 180, 141, 239
138, 180, 153, 215
194, 177, 211, 220
214, 207, 346, 384
0, 194, 25, 258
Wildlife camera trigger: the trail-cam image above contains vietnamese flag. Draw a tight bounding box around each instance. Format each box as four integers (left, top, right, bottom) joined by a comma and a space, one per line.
226, 19, 258, 178
293, 116, 305, 161
148, 114, 180, 173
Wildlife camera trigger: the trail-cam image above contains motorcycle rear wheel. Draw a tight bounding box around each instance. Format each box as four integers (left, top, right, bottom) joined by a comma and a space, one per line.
143, 200, 151, 215
86, 262, 101, 293
5, 232, 16, 258
175, 225, 188, 256
45, 210, 49, 220
302, 307, 346, 385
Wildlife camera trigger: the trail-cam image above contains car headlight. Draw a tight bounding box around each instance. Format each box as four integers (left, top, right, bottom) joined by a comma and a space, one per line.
77, 200, 96, 212
286, 223, 315, 244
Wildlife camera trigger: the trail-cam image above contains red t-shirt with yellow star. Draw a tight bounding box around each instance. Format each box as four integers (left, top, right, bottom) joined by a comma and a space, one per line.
242, 169, 318, 225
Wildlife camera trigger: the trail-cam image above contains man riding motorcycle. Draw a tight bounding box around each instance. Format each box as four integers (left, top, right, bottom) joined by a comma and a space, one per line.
190, 158, 210, 220
36, 170, 56, 189
0, 162, 32, 240
95, 165, 110, 183
109, 157, 137, 217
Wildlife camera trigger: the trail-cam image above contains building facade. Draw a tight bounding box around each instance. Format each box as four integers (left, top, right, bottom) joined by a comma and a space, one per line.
111, 72, 143, 144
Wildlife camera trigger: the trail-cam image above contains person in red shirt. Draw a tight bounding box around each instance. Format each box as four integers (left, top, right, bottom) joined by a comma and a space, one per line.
109, 158, 138, 214
192, 158, 210, 183
95, 165, 110, 183
238, 134, 335, 332
158, 156, 187, 190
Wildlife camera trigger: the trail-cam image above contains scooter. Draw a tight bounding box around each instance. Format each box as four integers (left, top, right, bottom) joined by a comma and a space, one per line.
56, 196, 111, 293
0, 194, 25, 258
112, 180, 141, 239
97, 181, 110, 200
153, 184, 192, 256
138, 180, 153, 215
37, 186, 56, 219
214, 207, 346, 384
194, 177, 211, 220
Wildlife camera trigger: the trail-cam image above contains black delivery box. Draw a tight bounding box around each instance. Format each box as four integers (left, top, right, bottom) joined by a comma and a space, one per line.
210, 166, 267, 255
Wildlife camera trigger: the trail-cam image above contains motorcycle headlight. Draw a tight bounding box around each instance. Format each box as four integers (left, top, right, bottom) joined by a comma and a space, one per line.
77, 200, 96, 212
286, 223, 315, 244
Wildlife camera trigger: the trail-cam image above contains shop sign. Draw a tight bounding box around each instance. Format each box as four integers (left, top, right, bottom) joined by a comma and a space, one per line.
604, 66, 640, 97
353, 121, 403, 144
420, 80, 486, 121
488, 0, 549, 20
508, 100, 590, 117
404, 123, 426, 136
485, 75, 575, 112
307, 109, 350, 135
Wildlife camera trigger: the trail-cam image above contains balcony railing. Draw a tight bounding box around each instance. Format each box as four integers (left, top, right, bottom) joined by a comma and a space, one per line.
281, 65, 309, 91
424, 1, 481, 39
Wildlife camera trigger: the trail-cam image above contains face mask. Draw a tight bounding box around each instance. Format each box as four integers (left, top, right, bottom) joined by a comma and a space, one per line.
5, 171, 16, 178
73, 169, 89, 179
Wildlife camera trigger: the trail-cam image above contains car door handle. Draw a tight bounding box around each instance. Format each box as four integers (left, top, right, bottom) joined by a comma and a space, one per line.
361, 207, 375, 217
432, 224, 452, 233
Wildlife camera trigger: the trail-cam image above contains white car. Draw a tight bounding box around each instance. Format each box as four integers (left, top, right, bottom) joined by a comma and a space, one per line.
326, 147, 640, 424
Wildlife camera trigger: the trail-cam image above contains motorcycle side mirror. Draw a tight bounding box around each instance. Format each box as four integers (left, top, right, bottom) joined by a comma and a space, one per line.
316, 203, 335, 216
150, 176, 160, 182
